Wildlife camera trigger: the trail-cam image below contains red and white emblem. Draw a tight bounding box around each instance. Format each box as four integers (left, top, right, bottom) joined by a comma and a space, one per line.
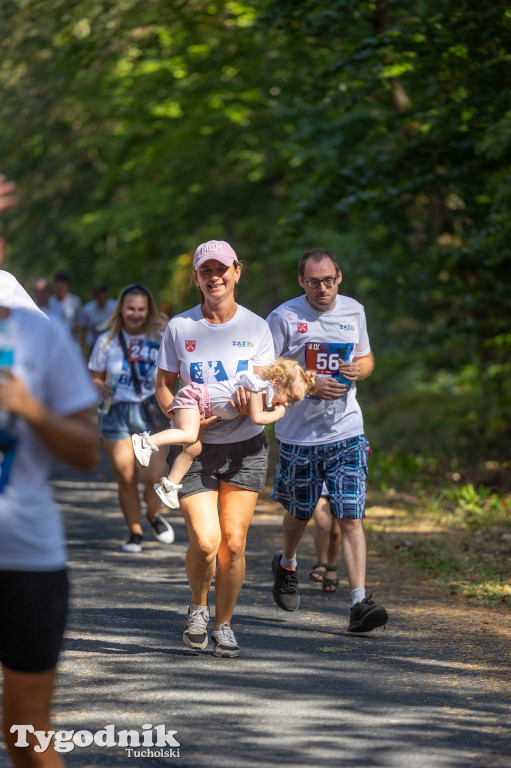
297, 322, 308, 334
185, 340, 196, 352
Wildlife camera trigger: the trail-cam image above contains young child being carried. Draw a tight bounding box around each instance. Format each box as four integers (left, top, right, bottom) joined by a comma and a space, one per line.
132, 357, 316, 508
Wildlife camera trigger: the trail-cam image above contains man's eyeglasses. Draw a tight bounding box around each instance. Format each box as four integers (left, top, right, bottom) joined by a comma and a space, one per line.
304, 276, 338, 289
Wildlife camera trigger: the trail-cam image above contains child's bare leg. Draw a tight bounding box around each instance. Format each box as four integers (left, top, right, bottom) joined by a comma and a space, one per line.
150, 409, 201, 448
167, 436, 203, 485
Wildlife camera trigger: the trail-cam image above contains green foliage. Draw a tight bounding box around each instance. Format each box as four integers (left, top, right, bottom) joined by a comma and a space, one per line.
440, 483, 511, 529
0, 0, 284, 300
1, 0, 510, 481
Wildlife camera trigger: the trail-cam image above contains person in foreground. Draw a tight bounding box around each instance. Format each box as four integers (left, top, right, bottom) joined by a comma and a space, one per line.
132, 358, 316, 508
266, 248, 388, 633
0, 275, 99, 767
89, 284, 174, 553
155, 239, 275, 658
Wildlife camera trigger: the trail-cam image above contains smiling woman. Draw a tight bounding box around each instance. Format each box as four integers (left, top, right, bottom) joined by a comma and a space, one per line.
155, 239, 275, 658
88, 284, 175, 553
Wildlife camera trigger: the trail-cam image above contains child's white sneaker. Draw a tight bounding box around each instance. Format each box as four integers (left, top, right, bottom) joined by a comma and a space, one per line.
154, 477, 182, 509
132, 431, 158, 467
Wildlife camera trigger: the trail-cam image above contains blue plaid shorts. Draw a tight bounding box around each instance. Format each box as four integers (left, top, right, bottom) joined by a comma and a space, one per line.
271, 435, 369, 521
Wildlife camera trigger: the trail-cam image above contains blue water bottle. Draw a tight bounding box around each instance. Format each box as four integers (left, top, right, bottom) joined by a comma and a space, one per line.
0, 318, 18, 493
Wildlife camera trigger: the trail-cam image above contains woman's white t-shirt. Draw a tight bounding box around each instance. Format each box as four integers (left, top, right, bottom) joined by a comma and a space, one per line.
88, 330, 161, 403
157, 304, 274, 444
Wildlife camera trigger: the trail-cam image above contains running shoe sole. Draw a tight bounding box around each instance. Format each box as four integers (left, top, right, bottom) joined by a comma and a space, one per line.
183, 632, 209, 650
212, 641, 240, 658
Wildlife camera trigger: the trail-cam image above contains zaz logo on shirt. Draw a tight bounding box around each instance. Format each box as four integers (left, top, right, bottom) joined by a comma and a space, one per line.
339, 324, 355, 332
297, 323, 308, 333
232, 341, 254, 347
185, 340, 196, 352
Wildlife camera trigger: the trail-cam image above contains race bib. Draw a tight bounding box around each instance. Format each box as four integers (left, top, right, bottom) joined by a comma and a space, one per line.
305, 341, 354, 387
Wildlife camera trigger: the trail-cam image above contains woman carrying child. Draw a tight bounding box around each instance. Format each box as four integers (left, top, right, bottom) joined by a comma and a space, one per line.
152, 240, 281, 658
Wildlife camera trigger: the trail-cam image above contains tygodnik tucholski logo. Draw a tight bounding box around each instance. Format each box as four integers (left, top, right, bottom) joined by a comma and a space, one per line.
10, 723, 180, 758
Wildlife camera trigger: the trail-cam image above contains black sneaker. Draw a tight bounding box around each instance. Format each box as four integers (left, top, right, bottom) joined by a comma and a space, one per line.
272, 549, 300, 611
121, 533, 144, 553
183, 605, 210, 650
348, 594, 388, 632
147, 513, 175, 544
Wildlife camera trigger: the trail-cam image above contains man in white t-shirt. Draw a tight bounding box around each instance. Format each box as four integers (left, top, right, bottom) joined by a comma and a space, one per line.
78, 283, 117, 356
49, 270, 82, 331
266, 248, 388, 633
33, 277, 68, 325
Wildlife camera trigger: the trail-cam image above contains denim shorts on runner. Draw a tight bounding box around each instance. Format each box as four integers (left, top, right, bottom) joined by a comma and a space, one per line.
271, 435, 370, 521
166, 431, 269, 497
0, 569, 69, 672
99, 401, 153, 441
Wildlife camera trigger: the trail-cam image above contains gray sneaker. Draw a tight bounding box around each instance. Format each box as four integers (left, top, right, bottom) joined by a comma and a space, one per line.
183, 605, 210, 650
212, 623, 240, 658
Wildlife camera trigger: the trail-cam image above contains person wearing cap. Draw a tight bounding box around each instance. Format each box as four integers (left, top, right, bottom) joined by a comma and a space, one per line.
89, 284, 175, 553
0, 175, 99, 768
155, 239, 274, 658
0, 271, 46, 317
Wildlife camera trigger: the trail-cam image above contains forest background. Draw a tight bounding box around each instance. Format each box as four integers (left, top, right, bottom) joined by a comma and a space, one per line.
1, 1, 510, 593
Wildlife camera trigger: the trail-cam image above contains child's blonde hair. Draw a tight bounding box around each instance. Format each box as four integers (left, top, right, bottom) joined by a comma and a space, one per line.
260, 357, 317, 401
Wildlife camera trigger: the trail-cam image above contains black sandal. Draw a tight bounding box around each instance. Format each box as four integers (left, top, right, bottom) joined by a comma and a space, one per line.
309, 562, 328, 582
322, 565, 338, 593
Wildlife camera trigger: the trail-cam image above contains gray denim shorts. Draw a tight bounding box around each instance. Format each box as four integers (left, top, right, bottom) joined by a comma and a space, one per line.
99, 401, 152, 441
166, 431, 269, 497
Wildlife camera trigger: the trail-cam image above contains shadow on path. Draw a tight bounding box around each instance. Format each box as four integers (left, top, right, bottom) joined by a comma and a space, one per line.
1, 452, 509, 768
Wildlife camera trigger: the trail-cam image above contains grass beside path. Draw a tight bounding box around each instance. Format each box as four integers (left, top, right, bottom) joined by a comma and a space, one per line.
364, 488, 511, 608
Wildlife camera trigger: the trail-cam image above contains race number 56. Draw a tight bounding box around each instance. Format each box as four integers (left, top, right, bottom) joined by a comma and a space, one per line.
316, 352, 340, 372
305, 342, 354, 386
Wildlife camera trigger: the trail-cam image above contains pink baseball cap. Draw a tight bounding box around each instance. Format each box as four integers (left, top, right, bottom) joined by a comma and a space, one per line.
193, 240, 237, 270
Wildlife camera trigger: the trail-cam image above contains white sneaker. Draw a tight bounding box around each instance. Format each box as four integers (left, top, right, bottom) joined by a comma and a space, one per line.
183, 605, 210, 650
121, 533, 144, 553
154, 477, 182, 509
132, 432, 158, 468
146, 513, 175, 544
212, 623, 240, 658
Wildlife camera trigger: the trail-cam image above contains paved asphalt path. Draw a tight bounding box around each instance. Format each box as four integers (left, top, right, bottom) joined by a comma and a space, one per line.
1, 453, 509, 768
